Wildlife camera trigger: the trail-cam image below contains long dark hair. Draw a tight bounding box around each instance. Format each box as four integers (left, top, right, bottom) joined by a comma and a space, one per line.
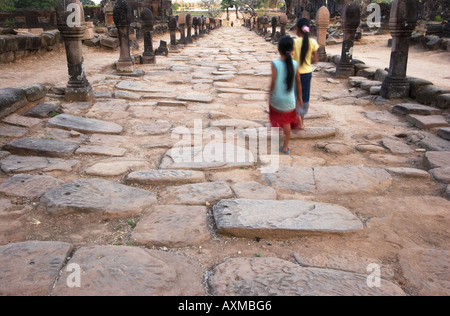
278, 36, 294, 92
296, 18, 311, 66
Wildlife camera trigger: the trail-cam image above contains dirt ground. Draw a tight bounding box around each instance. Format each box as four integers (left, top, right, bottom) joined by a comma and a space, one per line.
0, 21, 449, 296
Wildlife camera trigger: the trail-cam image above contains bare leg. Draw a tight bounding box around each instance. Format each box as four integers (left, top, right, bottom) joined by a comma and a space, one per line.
283, 123, 291, 153
299, 116, 305, 130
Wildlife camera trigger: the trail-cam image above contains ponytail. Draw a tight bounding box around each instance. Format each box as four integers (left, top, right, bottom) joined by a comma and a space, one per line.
296, 18, 311, 66
278, 36, 295, 92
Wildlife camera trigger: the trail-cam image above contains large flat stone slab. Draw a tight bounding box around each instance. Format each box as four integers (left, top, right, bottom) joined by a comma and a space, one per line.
115, 80, 171, 93
40, 179, 157, 217
47, 114, 123, 135
0, 241, 73, 296
159, 145, 256, 170
392, 103, 441, 116
0, 88, 28, 119
314, 166, 392, 194
0, 174, 64, 198
130, 205, 210, 248
437, 127, 450, 140
262, 166, 316, 194
208, 257, 405, 296
364, 111, 408, 127
52, 246, 205, 296
0, 155, 79, 173
406, 114, 449, 130
84, 158, 151, 177
3, 137, 79, 158
424, 151, 450, 170
75, 145, 126, 157
398, 248, 449, 296
213, 199, 363, 238
429, 167, 450, 184
126, 169, 206, 186
380, 138, 414, 155
176, 93, 213, 103
231, 182, 277, 200
160, 181, 234, 205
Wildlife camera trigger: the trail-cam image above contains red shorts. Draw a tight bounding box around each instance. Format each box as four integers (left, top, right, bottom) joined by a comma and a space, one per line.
269, 105, 300, 129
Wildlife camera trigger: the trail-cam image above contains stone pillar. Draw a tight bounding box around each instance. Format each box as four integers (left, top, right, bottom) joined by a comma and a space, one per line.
104, 0, 114, 27
193, 17, 199, 39
262, 16, 269, 36
56, 0, 93, 102
141, 8, 155, 64
317, 6, 330, 62
280, 14, 288, 37
381, 0, 419, 99
200, 17, 205, 37
168, 16, 177, 47
113, 0, 134, 73
206, 18, 210, 34
186, 14, 193, 43
178, 13, 187, 45
336, 2, 361, 79
271, 16, 278, 42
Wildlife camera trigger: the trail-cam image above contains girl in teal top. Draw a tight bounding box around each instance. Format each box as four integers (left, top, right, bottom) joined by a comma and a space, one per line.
269, 36, 303, 155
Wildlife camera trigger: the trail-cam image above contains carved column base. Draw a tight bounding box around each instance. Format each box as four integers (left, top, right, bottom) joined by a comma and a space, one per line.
335, 63, 355, 79
142, 54, 156, 64
65, 85, 94, 102
116, 60, 134, 73
318, 46, 327, 62
381, 76, 410, 99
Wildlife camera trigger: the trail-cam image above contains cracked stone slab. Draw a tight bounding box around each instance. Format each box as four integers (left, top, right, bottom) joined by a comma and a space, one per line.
51, 246, 205, 296
3, 137, 79, 158
424, 151, 450, 170
262, 166, 316, 194
130, 205, 210, 248
208, 257, 405, 296
0, 155, 79, 173
0, 174, 64, 198
213, 199, 363, 238
84, 158, 151, 177
40, 179, 157, 217
160, 181, 234, 205
126, 169, 206, 186
231, 181, 277, 200
0, 241, 73, 296
380, 138, 414, 155
47, 114, 123, 135
392, 103, 441, 116
210, 119, 263, 129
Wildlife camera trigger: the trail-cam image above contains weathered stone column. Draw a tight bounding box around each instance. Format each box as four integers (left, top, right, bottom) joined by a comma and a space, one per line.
186, 14, 193, 43
141, 8, 155, 64
193, 17, 199, 39
280, 14, 288, 37
200, 17, 205, 37
178, 13, 187, 45
56, 0, 93, 102
317, 6, 330, 62
336, 2, 361, 79
271, 16, 277, 42
113, 0, 134, 73
168, 16, 177, 47
206, 18, 210, 34
262, 16, 269, 36
381, 0, 419, 99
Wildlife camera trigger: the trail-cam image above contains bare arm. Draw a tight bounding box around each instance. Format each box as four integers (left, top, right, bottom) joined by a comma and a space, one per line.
270, 62, 276, 93
312, 50, 319, 65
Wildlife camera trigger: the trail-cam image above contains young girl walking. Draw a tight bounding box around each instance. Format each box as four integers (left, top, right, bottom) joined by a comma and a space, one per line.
269, 36, 303, 155
293, 18, 319, 130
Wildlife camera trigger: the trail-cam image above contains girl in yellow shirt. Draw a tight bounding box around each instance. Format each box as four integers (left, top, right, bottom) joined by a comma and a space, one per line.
293, 18, 319, 130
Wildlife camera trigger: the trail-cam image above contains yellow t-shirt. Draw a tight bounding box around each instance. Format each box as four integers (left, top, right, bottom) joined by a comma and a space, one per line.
293, 37, 319, 74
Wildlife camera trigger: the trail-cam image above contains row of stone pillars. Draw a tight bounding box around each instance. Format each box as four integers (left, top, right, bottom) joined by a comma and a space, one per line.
56, 0, 222, 102
245, 14, 289, 44
336, 0, 419, 99
168, 14, 221, 50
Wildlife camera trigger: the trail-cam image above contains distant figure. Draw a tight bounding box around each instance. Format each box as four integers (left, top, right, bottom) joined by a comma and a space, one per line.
269, 36, 303, 155
231, 21, 234, 27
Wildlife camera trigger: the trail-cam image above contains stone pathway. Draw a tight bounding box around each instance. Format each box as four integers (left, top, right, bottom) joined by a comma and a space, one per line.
0, 26, 449, 296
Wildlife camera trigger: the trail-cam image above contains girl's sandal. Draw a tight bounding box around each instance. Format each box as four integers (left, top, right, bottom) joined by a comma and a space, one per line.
280, 147, 291, 155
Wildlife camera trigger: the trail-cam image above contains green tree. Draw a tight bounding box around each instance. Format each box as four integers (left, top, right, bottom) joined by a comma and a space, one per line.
14, 0, 58, 9
81, 0, 96, 6
0, 0, 15, 11
221, 0, 235, 20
